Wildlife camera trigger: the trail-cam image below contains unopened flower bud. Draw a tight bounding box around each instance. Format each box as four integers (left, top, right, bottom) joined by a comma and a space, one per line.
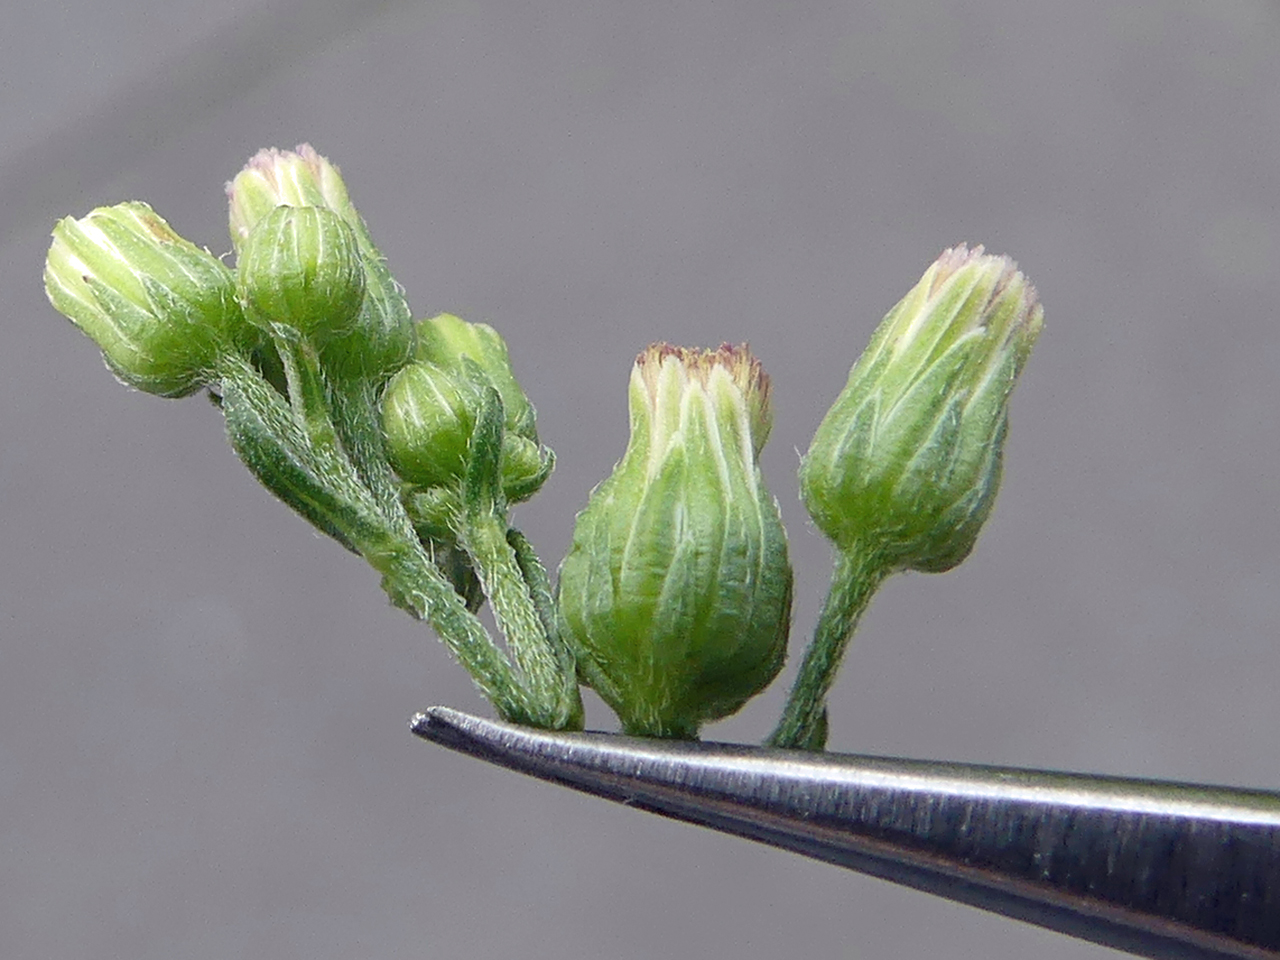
382, 361, 479, 489
236, 205, 366, 345
415, 314, 537, 441
44, 201, 249, 397
382, 359, 553, 505
500, 434, 553, 504
227, 145, 414, 382
558, 344, 792, 739
801, 244, 1043, 573
227, 144, 354, 250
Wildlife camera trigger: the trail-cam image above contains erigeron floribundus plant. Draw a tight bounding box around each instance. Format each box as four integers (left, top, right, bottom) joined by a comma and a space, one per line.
44, 144, 1042, 747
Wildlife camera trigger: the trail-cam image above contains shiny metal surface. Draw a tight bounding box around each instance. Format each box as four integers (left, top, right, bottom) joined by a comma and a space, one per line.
413, 707, 1280, 960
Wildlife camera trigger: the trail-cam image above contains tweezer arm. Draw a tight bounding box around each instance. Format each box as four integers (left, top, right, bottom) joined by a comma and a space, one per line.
413, 707, 1280, 960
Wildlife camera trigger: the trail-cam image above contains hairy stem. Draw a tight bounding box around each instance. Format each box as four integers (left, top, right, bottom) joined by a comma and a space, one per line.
459, 514, 580, 729
768, 544, 888, 750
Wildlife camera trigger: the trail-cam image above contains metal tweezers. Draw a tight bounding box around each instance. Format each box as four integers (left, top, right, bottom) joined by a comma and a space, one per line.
412, 706, 1280, 960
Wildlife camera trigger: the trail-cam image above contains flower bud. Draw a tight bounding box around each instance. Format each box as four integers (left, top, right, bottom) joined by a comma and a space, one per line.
227, 145, 414, 382
236, 205, 366, 345
800, 244, 1043, 573
415, 314, 537, 441
227, 144, 354, 250
381, 360, 479, 489
500, 434, 554, 504
558, 344, 792, 739
44, 201, 250, 397
382, 358, 553, 506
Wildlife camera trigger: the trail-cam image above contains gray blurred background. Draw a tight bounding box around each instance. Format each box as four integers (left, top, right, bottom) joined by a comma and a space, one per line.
4, 2, 1279, 957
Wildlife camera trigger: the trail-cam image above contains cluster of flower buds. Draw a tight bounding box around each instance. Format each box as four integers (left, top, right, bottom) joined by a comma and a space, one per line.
46, 146, 416, 395
44, 143, 1044, 744
44, 145, 576, 729
557, 344, 793, 739
45, 145, 548, 513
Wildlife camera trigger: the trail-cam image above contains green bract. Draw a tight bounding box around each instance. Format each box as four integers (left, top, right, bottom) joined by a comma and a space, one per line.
800, 244, 1043, 572
499, 433, 553, 504
558, 344, 793, 739
236, 205, 366, 346
44, 201, 250, 397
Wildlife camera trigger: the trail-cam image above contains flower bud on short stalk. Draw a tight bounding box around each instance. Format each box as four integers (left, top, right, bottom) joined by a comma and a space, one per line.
382, 361, 479, 490
415, 314, 539, 442
382, 355, 554, 516
236, 205, 366, 347
558, 344, 793, 739
45, 202, 251, 397
771, 245, 1043, 750
227, 145, 413, 382
801, 244, 1043, 572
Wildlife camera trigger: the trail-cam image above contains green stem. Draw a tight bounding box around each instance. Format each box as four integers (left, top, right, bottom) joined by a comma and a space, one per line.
357, 530, 540, 725
216, 351, 537, 724
508, 528, 583, 728
459, 513, 579, 728
327, 377, 403, 517
275, 335, 340, 456
767, 543, 889, 750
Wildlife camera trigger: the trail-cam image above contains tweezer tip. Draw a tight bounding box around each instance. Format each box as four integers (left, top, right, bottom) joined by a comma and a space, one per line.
407, 707, 437, 738
410, 706, 550, 767
409, 705, 472, 744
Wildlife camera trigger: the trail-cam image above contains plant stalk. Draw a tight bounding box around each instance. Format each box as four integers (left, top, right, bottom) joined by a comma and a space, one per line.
768, 543, 888, 750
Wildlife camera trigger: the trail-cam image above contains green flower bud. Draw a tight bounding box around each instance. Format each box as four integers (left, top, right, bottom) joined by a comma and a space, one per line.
227, 144, 354, 250
500, 433, 554, 504
320, 293, 415, 384
236, 205, 366, 345
800, 244, 1043, 573
415, 314, 538, 441
382, 360, 479, 489
44, 201, 250, 397
558, 344, 793, 739
382, 359, 553, 506
227, 145, 414, 382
